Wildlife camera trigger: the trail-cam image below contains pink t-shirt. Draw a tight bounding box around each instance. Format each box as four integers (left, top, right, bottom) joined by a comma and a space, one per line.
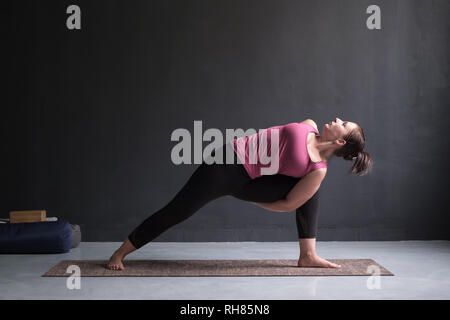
233, 122, 327, 179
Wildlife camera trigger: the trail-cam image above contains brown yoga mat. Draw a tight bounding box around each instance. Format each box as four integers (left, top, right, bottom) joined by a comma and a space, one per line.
42, 259, 393, 277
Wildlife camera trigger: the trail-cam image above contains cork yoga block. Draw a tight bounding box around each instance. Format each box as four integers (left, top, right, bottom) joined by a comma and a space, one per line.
9, 210, 47, 223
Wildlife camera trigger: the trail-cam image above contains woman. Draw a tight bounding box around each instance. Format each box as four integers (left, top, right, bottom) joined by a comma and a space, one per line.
107, 117, 373, 270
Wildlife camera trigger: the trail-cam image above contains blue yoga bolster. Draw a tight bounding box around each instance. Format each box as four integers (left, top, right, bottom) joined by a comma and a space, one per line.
0, 220, 72, 254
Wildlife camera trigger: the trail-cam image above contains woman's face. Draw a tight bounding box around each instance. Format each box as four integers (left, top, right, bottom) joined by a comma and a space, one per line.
322, 117, 359, 142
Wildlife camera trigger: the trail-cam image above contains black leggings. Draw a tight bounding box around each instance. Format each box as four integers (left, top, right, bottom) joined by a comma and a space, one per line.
128, 143, 320, 249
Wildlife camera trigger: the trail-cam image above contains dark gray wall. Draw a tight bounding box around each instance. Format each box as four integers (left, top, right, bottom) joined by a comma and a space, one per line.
3, 0, 450, 241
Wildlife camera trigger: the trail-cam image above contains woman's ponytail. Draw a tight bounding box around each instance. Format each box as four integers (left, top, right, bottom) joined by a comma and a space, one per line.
333, 125, 374, 176
349, 150, 373, 176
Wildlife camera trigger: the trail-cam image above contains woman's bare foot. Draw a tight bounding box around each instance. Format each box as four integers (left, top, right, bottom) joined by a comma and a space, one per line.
297, 254, 341, 268
106, 238, 137, 270
107, 251, 125, 270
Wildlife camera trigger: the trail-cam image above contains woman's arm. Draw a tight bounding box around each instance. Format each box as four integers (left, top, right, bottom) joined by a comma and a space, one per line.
251, 200, 291, 212
284, 169, 326, 210
252, 169, 326, 213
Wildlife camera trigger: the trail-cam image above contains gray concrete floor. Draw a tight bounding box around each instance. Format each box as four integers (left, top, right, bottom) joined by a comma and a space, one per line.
0, 241, 449, 300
